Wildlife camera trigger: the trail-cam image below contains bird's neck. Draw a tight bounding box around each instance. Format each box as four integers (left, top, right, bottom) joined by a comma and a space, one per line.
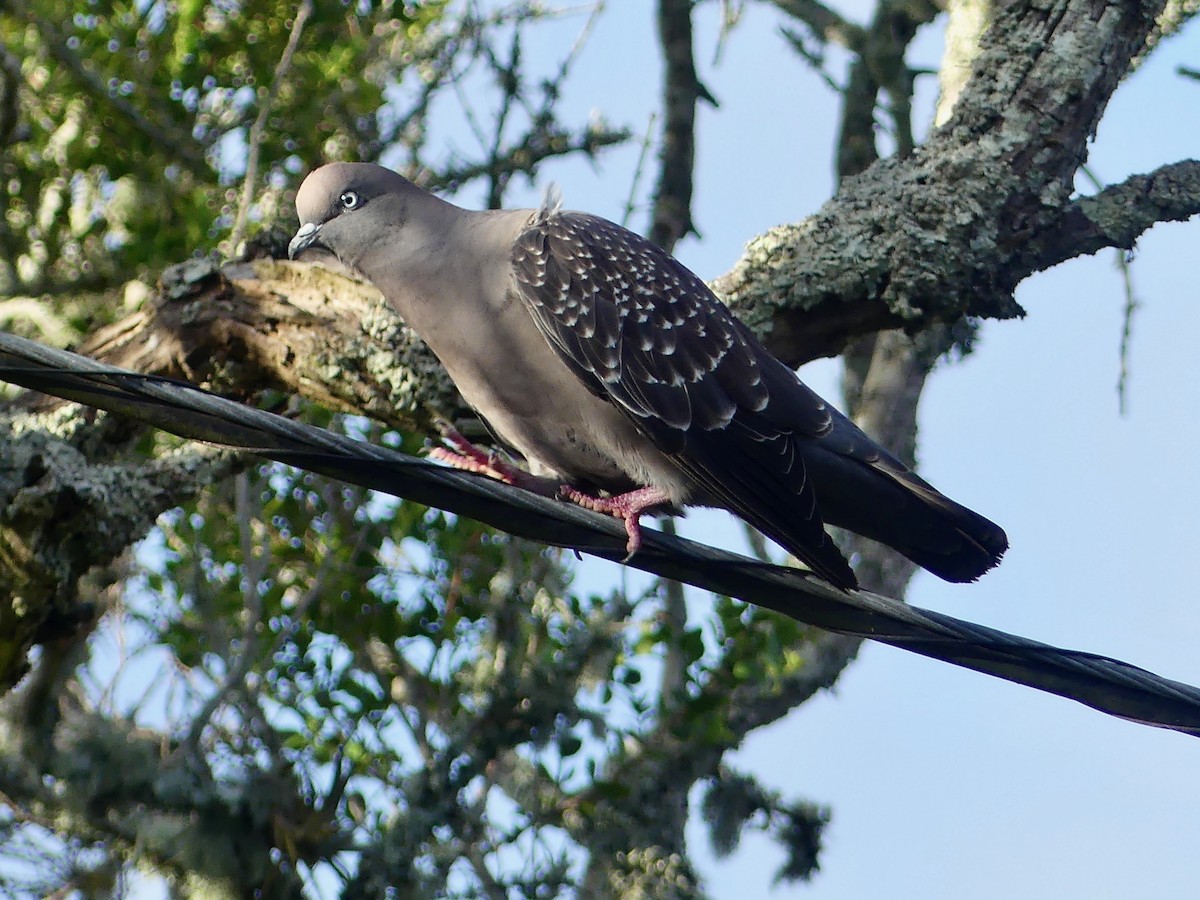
362, 200, 531, 335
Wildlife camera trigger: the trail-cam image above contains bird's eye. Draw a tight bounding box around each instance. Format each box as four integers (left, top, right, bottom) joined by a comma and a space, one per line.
339, 191, 361, 210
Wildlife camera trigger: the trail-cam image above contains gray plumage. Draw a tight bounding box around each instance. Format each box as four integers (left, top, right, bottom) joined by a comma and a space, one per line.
289, 162, 1007, 590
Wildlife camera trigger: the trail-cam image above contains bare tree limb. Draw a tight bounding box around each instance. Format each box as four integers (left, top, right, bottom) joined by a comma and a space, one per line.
1029, 159, 1200, 271
73, 255, 458, 430
650, 0, 717, 251
770, 0, 867, 51
715, 0, 1183, 363
228, 0, 314, 252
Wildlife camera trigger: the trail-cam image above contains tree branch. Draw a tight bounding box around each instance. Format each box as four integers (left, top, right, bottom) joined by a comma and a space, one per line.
834, 0, 938, 178
74, 253, 458, 430
228, 0, 314, 252
0, 692, 332, 894
422, 123, 630, 195
714, 0, 1181, 363
0, 427, 241, 689
650, 0, 716, 251
1030, 159, 1200, 271
770, 0, 867, 51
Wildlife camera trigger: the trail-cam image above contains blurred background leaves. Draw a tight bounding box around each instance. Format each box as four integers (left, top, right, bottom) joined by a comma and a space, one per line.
0, 2, 830, 896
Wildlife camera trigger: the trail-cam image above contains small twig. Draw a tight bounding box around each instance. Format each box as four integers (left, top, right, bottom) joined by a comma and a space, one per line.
778, 26, 844, 93
452, 50, 491, 151
712, 0, 745, 64
483, 27, 524, 208
464, 843, 509, 900
621, 112, 658, 228
769, 0, 866, 52
657, 517, 687, 711
505, 0, 606, 206
424, 126, 628, 191
1115, 249, 1139, 415
317, 743, 354, 815
742, 522, 774, 563
548, 1, 607, 89
1079, 165, 1141, 415
228, 0, 313, 253
499, 0, 607, 129
181, 472, 269, 751
887, 69, 916, 157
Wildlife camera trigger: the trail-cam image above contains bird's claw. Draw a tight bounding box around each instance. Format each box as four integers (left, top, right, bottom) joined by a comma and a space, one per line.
558, 484, 669, 562
428, 445, 516, 483
429, 426, 555, 494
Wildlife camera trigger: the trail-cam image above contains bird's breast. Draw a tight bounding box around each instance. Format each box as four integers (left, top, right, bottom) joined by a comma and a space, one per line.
431, 292, 692, 501
365, 216, 694, 502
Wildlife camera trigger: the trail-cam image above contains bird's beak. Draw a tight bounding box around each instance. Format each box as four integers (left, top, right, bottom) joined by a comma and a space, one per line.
288, 222, 323, 259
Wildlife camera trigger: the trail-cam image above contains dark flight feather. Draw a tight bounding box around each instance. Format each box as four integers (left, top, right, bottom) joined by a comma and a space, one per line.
512, 208, 1007, 589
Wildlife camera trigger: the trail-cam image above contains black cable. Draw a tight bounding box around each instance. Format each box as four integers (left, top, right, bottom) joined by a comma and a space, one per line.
2, 331, 1198, 736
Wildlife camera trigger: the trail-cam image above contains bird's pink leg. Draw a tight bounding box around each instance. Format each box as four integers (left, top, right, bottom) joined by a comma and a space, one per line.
429, 425, 556, 495
558, 484, 672, 560
431, 424, 670, 559
429, 425, 515, 482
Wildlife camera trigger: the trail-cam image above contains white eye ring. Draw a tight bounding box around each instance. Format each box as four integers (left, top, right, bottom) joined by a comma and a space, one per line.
340, 191, 361, 210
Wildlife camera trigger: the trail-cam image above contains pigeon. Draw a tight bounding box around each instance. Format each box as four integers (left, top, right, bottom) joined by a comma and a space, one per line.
289, 162, 1007, 589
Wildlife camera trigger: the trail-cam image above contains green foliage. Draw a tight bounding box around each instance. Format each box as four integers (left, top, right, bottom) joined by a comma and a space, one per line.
76, 414, 831, 896
0, 1, 419, 299
0, 0, 625, 337
701, 767, 829, 884
86, 417, 836, 895
124, 420, 657, 894
0, 3, 833, 896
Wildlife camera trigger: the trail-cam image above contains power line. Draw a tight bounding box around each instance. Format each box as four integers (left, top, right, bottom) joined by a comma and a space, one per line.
1, 331, 1198, 736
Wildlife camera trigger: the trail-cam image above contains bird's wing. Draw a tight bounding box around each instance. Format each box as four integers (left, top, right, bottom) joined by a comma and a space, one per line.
511, 209, 857, 588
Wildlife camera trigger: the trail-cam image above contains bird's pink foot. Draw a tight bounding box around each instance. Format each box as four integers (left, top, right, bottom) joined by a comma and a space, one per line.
558, 484, 672, 561
430, 425, 555, 494
430, 425, 518, 482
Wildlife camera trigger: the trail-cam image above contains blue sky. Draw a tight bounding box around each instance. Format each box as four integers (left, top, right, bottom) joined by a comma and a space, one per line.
492, 4, 1200, 898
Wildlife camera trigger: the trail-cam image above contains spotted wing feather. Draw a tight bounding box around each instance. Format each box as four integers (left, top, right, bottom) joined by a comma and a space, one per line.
511, 209, 857, 588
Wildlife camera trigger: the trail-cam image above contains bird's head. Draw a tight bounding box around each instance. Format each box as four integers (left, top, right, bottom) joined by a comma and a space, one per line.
288, 162, 418, 269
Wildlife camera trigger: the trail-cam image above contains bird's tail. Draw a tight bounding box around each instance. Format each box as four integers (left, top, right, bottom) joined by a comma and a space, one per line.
805, 449, 1008, 583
